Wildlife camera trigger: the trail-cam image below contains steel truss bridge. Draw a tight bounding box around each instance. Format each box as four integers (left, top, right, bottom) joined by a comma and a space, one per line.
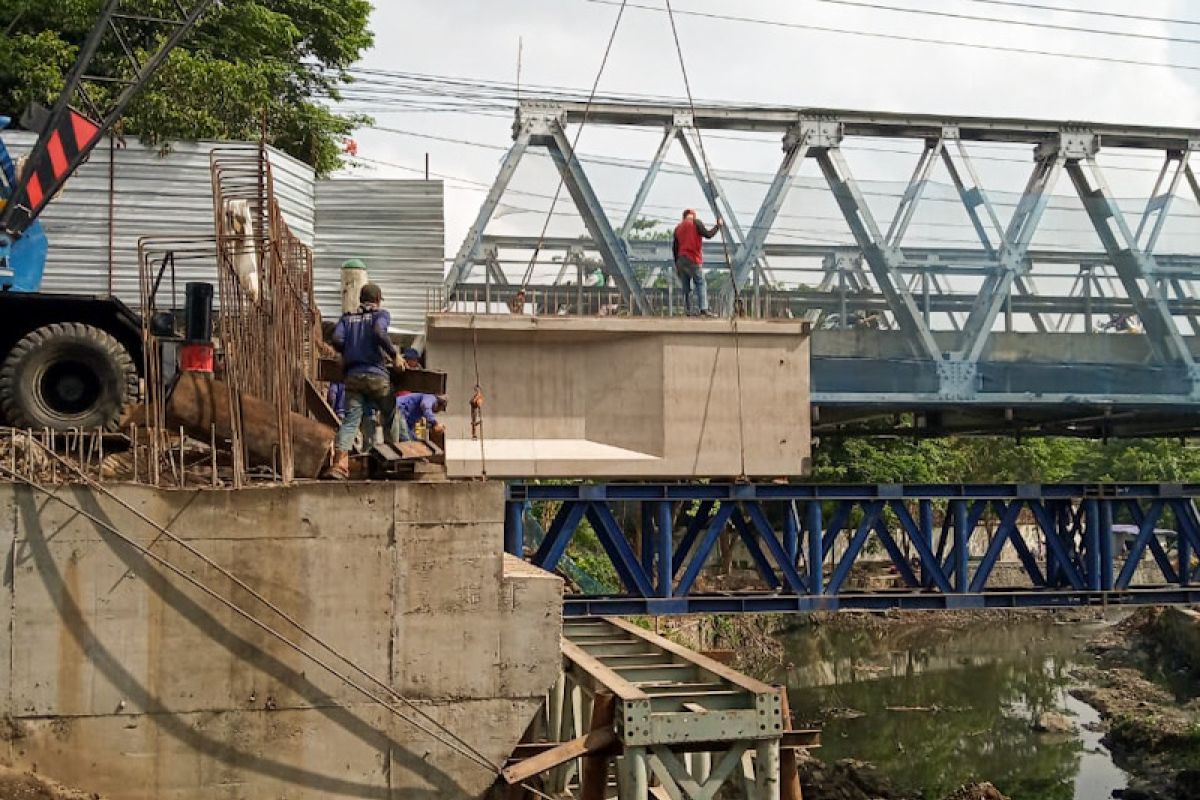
444, 100, 1200, 436
505, 482, 1200, 617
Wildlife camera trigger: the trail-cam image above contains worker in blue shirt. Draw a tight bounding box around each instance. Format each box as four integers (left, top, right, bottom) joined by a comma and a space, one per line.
397, 393, 447, 441
325, 283, 402, 479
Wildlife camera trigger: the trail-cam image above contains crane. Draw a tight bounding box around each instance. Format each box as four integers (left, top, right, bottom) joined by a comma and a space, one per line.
0, 0, 216, 431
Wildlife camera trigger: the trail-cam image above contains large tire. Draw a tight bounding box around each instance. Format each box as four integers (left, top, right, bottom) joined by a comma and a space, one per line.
0, 323, 138, 431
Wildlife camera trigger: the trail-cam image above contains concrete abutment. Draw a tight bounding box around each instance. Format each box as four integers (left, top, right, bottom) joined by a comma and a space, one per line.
0, 480, 561, 799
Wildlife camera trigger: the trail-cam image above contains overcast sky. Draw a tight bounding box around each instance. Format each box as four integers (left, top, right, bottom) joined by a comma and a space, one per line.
335, 0, 1200, 270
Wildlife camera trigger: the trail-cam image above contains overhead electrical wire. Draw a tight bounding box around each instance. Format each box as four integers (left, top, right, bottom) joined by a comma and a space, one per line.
811, 0, 1200, 46
359, 126, 1200, 239
581, 0, 1200, 74
520, 0, 630, 290
363, 121, 1172, 176
328, 69, 1181, 166
961, 0, 1200, 27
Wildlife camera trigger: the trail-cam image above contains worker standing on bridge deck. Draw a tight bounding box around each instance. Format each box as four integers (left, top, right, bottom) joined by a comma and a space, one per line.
325, 283, 403, 480
672, 209, 722, 317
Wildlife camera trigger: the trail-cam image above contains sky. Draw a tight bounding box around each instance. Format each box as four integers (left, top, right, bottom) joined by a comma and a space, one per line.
332, 0, 1200, 282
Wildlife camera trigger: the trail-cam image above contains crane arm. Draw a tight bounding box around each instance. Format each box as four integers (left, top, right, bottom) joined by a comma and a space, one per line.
0, 0, 218, 238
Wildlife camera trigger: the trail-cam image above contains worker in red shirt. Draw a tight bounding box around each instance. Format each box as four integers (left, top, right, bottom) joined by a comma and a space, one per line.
672, 208, 722, 316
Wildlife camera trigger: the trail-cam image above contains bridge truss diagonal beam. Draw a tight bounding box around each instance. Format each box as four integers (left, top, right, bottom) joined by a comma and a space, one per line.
507, 482, 1200, 617
955, 143, 1065, 364
1065, 144, 1194, 369
726, 121, 818, 306
445, 125, 532, 289
813, 145, 942, 361
538, 119, 651, 314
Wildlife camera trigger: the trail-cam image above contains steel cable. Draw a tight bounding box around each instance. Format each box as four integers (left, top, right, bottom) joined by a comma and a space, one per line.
663, 0, 749, 481
519, 0, 629, 294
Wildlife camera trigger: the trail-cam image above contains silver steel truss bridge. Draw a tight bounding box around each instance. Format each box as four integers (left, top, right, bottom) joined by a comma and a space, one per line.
443, 100, 1200, 437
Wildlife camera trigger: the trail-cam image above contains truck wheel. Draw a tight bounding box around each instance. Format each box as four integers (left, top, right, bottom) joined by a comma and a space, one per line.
0, 323, 138, 431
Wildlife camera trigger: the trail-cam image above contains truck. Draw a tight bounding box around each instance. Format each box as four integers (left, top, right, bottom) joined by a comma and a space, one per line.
0, 0, 215, 431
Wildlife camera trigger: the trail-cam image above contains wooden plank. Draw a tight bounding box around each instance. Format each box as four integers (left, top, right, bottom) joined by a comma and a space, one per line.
581, 692, 617, 800
304, 378, 340, 428
507, 735, 820, 761
501, 728, 616, 785
780, 689, 803, 800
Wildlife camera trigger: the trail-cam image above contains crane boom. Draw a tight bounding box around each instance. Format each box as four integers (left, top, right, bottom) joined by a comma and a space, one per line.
0, 0, 218, 238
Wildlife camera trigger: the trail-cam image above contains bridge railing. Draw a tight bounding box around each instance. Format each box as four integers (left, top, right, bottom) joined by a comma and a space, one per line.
505, 482, 1200, 616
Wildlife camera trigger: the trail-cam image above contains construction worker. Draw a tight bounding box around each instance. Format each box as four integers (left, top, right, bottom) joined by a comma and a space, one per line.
401, 347, 423, 369
397, 393, 447, 442
395, 348, 423, 401
672, 208, 722, 317
325, 283, 403, 479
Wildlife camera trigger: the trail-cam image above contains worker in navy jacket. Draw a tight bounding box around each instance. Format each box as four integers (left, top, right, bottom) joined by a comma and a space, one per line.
397, 393, 447, 441
672, 208, 722, 316
325, 283, 402, 479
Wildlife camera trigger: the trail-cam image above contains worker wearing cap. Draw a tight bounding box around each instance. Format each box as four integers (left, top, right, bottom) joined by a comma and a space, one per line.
397, 392, 447, 442
325, 283, 403, 479
672, 209, 722, 317
395, 347, 423, 400
401, 347, 423, 369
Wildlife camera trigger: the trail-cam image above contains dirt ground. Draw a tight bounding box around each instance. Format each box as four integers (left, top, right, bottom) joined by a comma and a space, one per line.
0, 765, 99, 800
1074, 608, 1200, 800
797, 755, 1010, 800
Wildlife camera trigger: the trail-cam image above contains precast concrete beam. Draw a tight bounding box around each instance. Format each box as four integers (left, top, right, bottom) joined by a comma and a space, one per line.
426, 313, 812, 479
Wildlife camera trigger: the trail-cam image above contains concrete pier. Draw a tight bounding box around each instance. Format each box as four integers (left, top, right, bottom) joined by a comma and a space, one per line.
0, 480, 561, 799
427, 314, 812, 479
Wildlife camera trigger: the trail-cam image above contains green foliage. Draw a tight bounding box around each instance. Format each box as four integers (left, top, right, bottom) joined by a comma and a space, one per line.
565, 520, 621, 594
0, 0, 372, 175
814, 435, 1200, 484
626, 217, 670, 241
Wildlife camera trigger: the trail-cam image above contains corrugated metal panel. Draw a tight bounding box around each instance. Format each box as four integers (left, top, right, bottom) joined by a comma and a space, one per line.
3, 132, 315, 308
314, 179, 444, 334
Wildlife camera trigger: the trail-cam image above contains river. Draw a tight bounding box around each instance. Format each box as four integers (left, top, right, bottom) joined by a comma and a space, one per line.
770, 614, 1129, 799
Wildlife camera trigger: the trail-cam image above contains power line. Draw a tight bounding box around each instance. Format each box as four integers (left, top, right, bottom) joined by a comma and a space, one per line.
814, 0, 1200, 46
581, 0, 1200, 74
962, 0, 1200, 28
521, 0, 630, 290
356, 133, 1200, 242
334, 70, 1190, 166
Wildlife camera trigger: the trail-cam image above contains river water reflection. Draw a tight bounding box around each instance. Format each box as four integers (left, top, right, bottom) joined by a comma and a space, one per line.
771, 616, 1128, 799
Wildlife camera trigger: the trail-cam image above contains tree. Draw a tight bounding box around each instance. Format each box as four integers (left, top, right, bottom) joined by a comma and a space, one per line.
0, 0, 372, 175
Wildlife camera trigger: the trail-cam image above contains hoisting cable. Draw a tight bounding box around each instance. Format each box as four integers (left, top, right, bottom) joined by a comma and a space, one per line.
3, 443, 564, 795
662, 0, 749, 481
469, 314, 488, 480
518, 0, 629, 294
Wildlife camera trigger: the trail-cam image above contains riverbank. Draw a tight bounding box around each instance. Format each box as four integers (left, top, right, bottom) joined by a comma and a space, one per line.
1076, 608, 1200, 800
796, 755, 1011, 800
662, 608, 1128, 799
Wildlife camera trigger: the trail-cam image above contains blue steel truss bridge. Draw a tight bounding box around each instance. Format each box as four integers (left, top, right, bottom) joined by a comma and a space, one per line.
442, 100, 1200, 437
506, 482, 1200, 617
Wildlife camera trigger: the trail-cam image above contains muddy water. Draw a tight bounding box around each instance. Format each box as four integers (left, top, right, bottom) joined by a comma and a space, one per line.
772, 616, 1128, 799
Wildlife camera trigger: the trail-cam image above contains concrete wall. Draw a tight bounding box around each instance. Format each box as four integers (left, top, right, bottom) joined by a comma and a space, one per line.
0, 481, 561, 800
426, 314, 812, 479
